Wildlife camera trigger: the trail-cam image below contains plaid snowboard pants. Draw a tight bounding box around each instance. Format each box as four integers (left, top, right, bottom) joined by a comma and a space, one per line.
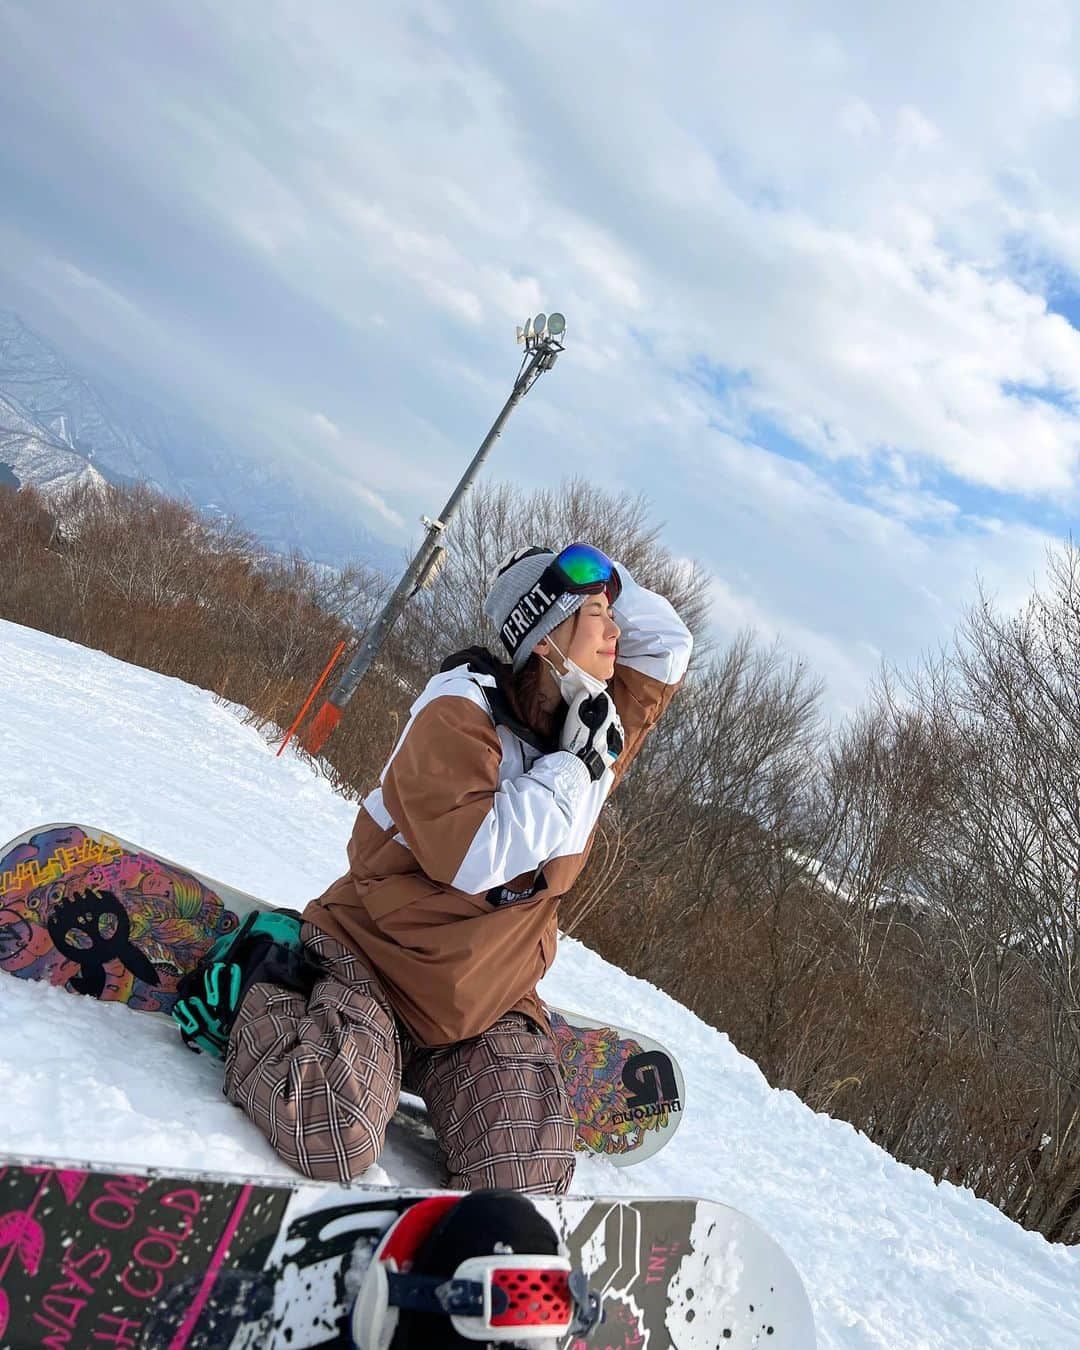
223, 924, 576, 1193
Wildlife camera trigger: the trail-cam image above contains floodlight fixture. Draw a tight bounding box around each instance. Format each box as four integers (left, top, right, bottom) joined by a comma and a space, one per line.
516, 309, 567, 352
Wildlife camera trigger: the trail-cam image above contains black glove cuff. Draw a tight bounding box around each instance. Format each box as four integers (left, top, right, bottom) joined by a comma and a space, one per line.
578, 747, 606, 781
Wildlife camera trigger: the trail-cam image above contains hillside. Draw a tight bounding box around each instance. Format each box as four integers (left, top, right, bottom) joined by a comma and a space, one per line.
0, 617, 1078, 1347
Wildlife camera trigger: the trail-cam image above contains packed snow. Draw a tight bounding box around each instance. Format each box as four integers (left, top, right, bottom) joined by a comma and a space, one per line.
1, 617, 1078, 1347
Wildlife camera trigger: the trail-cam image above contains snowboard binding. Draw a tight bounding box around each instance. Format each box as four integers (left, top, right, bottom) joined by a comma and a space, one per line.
351, 1191, 603, 1348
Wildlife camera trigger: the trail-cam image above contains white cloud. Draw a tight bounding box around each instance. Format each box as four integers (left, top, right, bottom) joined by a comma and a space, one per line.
895, 105, 943, 152
694, 431, 1054, 716
5, 1, 1080, 714
54, 261, 143, 317
862, 483, 960, 524
311, 412, 342, 440
1018, 61, 1078, 122
710, 573, 882, 719
352, 482, 405, 529
838, 97, 881, 143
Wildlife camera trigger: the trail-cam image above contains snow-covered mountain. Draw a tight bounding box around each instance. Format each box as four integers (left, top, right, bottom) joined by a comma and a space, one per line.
0, 385, 107, 500
0, 311, 176, 487
0, 311, 397, 569
1, 616, 1079, 1347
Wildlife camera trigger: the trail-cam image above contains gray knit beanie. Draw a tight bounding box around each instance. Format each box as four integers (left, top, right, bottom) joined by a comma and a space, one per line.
483, 547, 587, 672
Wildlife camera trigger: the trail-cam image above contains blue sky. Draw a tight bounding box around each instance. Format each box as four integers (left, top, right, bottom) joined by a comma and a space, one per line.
3, 0, 1080, 714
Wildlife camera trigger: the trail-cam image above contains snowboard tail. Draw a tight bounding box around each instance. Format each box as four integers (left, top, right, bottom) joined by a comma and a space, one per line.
0, 824, 684, 1166
0, 1153, 816, 1349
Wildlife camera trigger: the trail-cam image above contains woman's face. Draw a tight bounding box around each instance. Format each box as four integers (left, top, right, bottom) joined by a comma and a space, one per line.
540, 592, 621, 683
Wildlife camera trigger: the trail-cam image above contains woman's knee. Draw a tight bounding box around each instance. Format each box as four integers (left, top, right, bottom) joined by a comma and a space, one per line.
235, 1058, 395, 1184
273, 1112, 385, 1184
419, 1014, 577, 1195
225, 972, 401, 1183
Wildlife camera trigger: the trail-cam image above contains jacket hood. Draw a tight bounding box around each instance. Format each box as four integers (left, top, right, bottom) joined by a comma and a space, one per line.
439, 645, 506, 681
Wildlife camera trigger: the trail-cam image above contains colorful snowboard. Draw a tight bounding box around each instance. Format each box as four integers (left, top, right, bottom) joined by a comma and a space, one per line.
0, 824, 684, 1167
0, 1153, 816, 1348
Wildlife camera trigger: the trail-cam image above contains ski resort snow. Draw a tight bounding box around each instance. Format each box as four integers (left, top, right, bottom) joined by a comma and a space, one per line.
1, 617, 1078, 1347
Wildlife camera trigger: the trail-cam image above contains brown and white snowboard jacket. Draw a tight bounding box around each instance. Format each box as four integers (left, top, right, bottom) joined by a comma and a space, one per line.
304, 565, 693, 1047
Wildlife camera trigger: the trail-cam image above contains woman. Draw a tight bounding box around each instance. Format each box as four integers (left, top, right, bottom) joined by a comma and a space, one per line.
173, 542, 692, 1193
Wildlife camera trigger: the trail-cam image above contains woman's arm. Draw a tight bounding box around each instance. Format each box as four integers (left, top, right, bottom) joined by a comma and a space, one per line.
374, 685, 592, 897
609, 563, 694, 769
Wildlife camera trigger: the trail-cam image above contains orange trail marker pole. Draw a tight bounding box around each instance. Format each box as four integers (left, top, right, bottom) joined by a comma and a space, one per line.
277, 641, 346, 757
304, 697, 343, 755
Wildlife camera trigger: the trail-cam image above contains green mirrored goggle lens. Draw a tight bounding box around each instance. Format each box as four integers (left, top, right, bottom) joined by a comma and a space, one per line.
556, 543, 616, 589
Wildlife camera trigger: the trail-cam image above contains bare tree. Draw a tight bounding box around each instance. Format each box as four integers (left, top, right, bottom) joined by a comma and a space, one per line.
9, 470, 1080, 1241
396, 477, 713, 679
815, 683, 947, 978
902, 548, 1080, 1239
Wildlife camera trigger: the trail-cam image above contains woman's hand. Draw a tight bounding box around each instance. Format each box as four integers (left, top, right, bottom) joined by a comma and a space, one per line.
560, 690, 625, 781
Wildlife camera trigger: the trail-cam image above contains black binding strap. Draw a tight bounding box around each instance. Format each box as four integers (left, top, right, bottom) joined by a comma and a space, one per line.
385, 1271, 506, 1317
385, 1268, 603, 1334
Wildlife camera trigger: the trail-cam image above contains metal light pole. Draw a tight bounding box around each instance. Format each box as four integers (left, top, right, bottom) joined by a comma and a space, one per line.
304, 312, 567, 754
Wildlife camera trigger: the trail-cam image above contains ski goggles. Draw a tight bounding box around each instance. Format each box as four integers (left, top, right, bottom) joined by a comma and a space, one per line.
500, 543, 621, 661
351, 1196, 604, 1347
543, 542, 622, 602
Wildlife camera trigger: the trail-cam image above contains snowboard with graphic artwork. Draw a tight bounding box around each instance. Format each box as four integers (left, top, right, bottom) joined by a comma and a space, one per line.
0, 823, 684, 1168
0, 1153, 816, 1348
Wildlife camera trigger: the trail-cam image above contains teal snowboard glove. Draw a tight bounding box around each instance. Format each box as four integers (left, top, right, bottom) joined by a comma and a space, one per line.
171, 909, 315, 1059
172, 959, 243, 1058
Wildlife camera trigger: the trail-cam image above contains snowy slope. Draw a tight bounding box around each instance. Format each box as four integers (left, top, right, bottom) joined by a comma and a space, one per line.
0, 618, 1078, 1348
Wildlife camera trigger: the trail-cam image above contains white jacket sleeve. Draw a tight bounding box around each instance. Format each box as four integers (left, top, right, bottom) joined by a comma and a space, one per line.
451, 748, 592, 895
377, 691, 593, 896
612, 561, 694, 685
607, 563, 693, 773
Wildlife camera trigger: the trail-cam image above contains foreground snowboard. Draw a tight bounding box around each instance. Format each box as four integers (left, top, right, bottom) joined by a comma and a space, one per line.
0, 1154, 816, 1348
0, 824, 684, 1167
